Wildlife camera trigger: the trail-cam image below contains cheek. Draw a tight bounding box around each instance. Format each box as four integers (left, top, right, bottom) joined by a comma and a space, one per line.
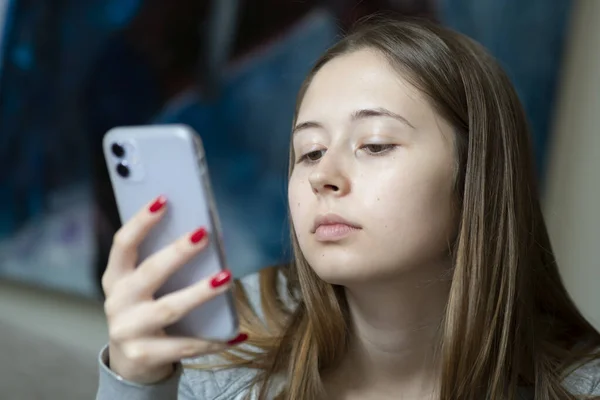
361, 159, 456, 249
288, 175, 312, 235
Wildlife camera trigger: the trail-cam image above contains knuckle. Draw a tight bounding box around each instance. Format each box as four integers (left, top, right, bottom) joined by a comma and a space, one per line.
122, 343, 149, 364
103, 299, 114, 318
101, 276, 111, 296
206, 341, 226, 354
189, 285, 210, 306
155, 301, 181, 325
112, 229, 132, 251
103, 296, 121, 320
108, 323, 129, 342
180, 343, 208, 358
174, 236, 193, 256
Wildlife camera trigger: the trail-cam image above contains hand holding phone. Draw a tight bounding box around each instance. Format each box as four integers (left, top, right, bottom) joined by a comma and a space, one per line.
101, 125, 245, 383
101, 198, 246, 383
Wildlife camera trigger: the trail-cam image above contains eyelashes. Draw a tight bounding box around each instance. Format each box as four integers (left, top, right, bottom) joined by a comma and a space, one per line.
361, 144, 396, 155
297, 149, 326, 164
296, 144, 398, 164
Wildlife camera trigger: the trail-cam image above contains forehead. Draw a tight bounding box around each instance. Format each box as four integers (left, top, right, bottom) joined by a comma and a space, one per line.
297, 49, 429, 123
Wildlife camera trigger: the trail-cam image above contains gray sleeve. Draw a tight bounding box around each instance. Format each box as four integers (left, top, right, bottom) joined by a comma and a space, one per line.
96, 345, 194, 400
579, 360, 600, 395
563, 356, 600, 396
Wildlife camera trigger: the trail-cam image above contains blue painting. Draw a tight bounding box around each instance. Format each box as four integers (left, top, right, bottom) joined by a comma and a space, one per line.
0, 0, 571, 298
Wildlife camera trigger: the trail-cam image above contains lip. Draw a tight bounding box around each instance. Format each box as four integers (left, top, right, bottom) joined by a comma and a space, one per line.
311, 213, 361, 233
311, 213, 362, 242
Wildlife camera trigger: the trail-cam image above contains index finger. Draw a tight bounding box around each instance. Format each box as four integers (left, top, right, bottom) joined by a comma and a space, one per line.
102, 195, 168, 295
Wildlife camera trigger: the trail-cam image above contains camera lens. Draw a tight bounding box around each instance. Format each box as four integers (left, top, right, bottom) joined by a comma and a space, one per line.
111, 143, 125, 158
116, 162, 130, 178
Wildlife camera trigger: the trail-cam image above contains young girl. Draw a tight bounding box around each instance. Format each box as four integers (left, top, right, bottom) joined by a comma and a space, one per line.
96, 18, 600, 400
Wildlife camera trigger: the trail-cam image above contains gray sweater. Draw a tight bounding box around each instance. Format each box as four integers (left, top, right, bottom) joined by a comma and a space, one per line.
96, 273, 600, 399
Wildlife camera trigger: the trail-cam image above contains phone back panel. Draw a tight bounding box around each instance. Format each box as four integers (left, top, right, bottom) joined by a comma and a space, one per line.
103, 125, 238, 341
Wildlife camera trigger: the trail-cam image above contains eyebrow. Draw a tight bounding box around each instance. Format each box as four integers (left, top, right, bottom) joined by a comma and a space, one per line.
292, 107, 415, 136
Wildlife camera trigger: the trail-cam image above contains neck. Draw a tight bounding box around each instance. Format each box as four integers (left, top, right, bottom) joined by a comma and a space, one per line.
325, 263, 451, 399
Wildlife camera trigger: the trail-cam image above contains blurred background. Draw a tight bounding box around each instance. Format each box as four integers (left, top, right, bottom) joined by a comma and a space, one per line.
0, 0, 598, 398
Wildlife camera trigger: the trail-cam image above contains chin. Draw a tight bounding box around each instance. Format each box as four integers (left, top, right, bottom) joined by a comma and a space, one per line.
315, 267, 400, 287
302, 245, 445, 287
304, 251, 395, 286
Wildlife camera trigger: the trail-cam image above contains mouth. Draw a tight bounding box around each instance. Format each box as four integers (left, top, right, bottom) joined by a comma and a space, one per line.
312, 213, 362, 242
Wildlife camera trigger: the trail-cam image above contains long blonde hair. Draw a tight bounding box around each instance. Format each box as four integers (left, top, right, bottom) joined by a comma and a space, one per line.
192, 17, 600, 399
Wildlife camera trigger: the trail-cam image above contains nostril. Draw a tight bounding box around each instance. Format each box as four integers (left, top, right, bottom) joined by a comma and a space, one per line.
312, 184, 340, 194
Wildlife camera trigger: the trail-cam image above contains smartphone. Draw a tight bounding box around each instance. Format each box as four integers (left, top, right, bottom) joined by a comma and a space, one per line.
103, 124, 239, 341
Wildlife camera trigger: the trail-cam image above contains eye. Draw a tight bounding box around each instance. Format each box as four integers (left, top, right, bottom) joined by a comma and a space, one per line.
360, 144, 397, 155
298, 149, 325, 164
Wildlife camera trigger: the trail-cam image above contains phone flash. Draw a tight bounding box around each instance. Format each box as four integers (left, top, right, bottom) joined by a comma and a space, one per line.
129, 155, 139, 165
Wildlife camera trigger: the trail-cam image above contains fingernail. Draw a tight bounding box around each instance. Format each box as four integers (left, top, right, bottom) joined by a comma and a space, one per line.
149, 196, 167, 213
210, 269, 231, 288
227, 333, 248, 346
190, 227, 207, 244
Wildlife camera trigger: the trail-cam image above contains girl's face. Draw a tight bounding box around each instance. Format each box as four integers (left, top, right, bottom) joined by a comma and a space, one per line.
288, 49, 458, 284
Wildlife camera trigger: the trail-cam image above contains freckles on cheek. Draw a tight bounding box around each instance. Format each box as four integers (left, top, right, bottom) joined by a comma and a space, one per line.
289, 180, 310, 230
290, 186, 304, 209
365, 194, 393, 227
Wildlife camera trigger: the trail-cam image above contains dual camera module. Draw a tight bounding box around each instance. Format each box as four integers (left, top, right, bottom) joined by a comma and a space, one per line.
111, 143, 130, 178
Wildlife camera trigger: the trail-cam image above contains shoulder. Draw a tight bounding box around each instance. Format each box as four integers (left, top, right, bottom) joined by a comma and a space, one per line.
563, 355, 600, 396
179, 354, 259, 400
235, 265, 298, 323
178, 270, 289, 399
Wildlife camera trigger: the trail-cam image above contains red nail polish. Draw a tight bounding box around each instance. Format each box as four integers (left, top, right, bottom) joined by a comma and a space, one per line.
227, 333, 248, 346
190, 228, 207, 244
149, 196, 167, 213
210, 270, 231, 288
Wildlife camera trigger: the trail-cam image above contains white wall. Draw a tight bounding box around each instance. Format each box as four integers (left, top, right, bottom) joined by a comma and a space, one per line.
545, 0, 600, 330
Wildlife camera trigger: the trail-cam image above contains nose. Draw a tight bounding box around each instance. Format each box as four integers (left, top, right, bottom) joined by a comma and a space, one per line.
308, 151, 350, 196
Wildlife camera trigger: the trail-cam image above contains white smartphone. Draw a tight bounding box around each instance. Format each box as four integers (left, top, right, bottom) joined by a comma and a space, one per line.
103, 124, 239, 341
